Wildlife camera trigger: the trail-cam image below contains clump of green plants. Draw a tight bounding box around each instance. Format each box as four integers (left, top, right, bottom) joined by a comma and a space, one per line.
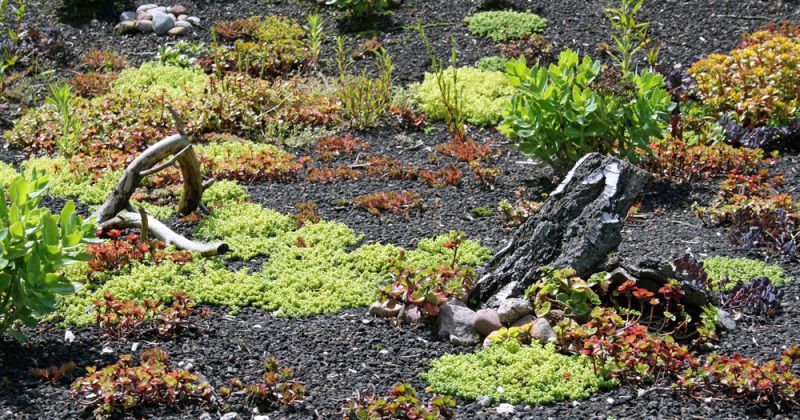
158, 41, 207, 68
195, 201, 295, 259
325, 0, 390, 17
221, 357, 305, 409
526, 267, 607, 320
0, 161, 17, 186
464, 10, 547, 42
71, 347, 213, 417
208, 16, 310, 78
335, 36, 394, 130
22, 157, 121, 204
202, 180, 249, 208
415, 66, 514, 126
343, 383, 455, 419
689, 23, 800, 129
0, 172, 98, 340
423, 341, 613, 405
702, 256, 792, 291
469, 207, 494, 218
501, 49, 672, 173
475, 55, 512, 72
112, 61, 209, 97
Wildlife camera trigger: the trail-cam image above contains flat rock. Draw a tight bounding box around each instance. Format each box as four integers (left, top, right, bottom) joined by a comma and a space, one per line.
120, 11, 136, 22
497, 298, 532, 324
174, 20, 192, 29
511, 314, 535, 327
186, 16, 201, 26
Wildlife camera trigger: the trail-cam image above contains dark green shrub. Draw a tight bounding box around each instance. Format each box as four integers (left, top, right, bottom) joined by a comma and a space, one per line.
501, 49, 672, 172
0, 171, 98, 340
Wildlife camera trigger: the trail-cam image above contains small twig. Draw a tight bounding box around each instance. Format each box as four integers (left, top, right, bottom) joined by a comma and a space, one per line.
139, 145, 192, 176
670, 220, 702, 229
138, 206, 149, 244
711, 14, 773, 21
165, 105, 185, 135
202, 179, 215, 191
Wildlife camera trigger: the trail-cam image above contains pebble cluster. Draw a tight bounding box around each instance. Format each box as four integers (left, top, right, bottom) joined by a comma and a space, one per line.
115, 4, 201, 36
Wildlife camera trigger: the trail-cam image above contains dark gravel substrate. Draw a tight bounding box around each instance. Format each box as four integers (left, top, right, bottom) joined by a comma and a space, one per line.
1, 0, 800, 418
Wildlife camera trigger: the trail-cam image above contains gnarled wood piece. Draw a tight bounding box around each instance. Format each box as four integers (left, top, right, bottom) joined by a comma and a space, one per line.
101, 211, 229, 257
93, 132, 202, 223
92, 108, 227, 256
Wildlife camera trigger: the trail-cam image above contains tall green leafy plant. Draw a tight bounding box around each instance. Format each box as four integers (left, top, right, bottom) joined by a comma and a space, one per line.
306, 14, 325, 68
0, 172, 99, 340
417, 23, 466, 139
46, 84, 83, 157
605, 0, 651, 73
501, 49, 672, 173
335, 36, 394, 130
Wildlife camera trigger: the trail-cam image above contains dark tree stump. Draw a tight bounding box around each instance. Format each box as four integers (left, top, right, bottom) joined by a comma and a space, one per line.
468, 153, 654, 307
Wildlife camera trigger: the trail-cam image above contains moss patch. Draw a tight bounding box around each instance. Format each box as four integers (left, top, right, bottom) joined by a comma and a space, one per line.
112, 61, 209, 97
422, 342, 614, 405
415, 67, 514, 126
703, 256, 793, 291
0, 161, 18, 187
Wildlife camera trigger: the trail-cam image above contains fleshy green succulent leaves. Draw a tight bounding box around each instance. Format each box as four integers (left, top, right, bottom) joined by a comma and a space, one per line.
0, 171, 100, 340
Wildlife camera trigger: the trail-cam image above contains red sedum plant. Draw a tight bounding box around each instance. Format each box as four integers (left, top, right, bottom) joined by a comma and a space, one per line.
72, 347, 213, 417
94, 293, 208, 338
380, 232, 475, 319
342, 382, 455, 419
353, 191, 425, 217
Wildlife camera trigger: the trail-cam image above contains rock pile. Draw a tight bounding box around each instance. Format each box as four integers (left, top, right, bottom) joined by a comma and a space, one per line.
115, 4, 201, 36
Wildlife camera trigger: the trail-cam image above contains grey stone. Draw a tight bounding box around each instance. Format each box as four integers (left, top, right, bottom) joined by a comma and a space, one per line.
530, 317, 557, 345
198, 413, 212, 420
137, 11, 153, 21
511, 314, 535, 327
473, 308, 502, 336
438, 302, 479, 346
220, 413, 238, 420
469, 153, 654, 307
186, 16, 201, 26
136, 3, 158, 13
120, 11, 136, 22
177, 14, 188, 21
114, 21, 137, 34
402, 305, 422, 324
150, 6, 167, 14
716, 309, 737, 331
136, 19, 154, 32
497, 298, 532, 324
368, 300, 400, 318
174, 20, 192, 29
477, 396, 491, 407
152, 11, 175, 35
167, 25, 186, 36
101, 346, 114, 355
482, 330, 499, 348
496, 403, 515, 415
